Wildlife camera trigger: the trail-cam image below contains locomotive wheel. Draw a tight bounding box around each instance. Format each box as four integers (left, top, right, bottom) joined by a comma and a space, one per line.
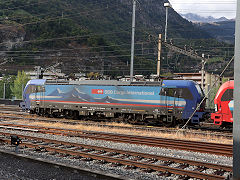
164, 121, 175, 127
124, 114, 137, 124
220, 122, 233, 130
52, 112, 60, 118
164, 116, 176, 127
128, 119, 138, 124
65, 110, 74, 119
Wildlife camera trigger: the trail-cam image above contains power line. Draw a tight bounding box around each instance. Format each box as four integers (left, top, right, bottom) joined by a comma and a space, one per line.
0, 30, 131, 46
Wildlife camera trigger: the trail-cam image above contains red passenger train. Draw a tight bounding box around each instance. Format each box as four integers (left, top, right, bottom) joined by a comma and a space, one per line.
211, 81, 234, 127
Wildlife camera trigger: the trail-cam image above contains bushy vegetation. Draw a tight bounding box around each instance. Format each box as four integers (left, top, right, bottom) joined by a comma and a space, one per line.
0, 71, 30, 99
10, 71, 30, 99
0, 75, 15, 99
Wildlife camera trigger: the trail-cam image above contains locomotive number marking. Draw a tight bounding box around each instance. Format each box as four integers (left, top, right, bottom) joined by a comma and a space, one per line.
104, 90, 113, 94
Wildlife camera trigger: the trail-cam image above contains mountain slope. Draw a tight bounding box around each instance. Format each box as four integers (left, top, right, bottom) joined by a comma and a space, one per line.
196, 20, 235, 44
0, 0, 213, 76
181, 13, 229, 23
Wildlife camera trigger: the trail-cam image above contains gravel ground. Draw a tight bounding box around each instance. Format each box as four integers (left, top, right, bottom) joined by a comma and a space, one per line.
0, 128, 233, 179
0, 150, 116, 180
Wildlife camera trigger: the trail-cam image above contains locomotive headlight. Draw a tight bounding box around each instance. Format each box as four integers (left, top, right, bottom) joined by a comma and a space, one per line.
215, 105, 218, 112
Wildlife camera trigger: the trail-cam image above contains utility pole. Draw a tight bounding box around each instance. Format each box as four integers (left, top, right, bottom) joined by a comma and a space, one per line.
3, 83, 5, 99
130, 0, 136, 82
233, 0, 240, 178
201, 53, 206, 90
157, 34, 162, 77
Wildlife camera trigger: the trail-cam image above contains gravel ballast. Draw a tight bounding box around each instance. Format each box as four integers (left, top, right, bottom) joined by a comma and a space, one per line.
0, 150, 121, 180
0, 128, 232, 179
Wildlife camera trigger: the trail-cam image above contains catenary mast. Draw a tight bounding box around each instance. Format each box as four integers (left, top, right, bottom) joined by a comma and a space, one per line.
233, 0, 240, 178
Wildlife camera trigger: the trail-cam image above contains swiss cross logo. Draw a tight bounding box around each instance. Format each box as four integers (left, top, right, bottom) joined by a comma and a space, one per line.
92, 89, 104, 94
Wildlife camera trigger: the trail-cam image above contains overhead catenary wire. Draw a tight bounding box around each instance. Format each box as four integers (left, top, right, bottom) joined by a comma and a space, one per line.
1, 52, 159, 60
0, 28, 160, 49
0, 30, 132, 46
0, 41, 151, 53
1, 47, 155, 57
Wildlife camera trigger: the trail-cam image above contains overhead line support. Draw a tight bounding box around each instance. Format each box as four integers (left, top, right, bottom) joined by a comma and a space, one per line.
233, 0, 240, 178
130, 0, 136, 82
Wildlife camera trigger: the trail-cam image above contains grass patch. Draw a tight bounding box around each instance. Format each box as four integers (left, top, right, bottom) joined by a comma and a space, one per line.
10, 119, 233, 145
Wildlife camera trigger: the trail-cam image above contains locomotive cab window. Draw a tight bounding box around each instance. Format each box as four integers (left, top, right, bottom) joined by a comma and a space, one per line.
160, 88, 193, 100
25, 85, 45, 94
221, 89, 233, 101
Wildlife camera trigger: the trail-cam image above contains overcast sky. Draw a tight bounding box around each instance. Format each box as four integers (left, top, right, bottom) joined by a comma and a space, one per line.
169, 0, 236, 19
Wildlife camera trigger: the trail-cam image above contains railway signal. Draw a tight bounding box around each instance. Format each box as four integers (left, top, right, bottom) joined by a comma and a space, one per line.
11, 135, 22, 153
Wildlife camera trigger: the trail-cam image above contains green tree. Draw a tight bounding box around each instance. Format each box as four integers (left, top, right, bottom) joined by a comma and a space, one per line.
87, 72, 101, 80
209, 77, 229, 109
0, 75, 16, 99
11, 71, 30, 99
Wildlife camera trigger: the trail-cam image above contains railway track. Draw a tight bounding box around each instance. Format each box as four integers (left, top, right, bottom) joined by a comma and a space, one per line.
0, 122, 233, 157
0, 105, 22, 112
0, 105, 233, 133
0, 110, 233, 139
0, 132, 232, 179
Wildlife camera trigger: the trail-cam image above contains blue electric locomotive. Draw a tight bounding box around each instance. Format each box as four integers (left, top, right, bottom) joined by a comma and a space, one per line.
20, 79, 205, 126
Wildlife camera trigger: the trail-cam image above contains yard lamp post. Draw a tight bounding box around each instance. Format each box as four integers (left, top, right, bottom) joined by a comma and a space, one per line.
164, 2, 172, 43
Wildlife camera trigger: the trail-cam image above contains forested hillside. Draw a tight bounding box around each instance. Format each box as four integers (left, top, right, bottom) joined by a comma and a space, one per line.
196, 20, 235, 44
0, 0, 233, 77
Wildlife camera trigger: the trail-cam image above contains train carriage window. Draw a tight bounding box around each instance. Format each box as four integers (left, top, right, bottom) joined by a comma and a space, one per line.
160, 88, 193, 100
221, 89, 233, 101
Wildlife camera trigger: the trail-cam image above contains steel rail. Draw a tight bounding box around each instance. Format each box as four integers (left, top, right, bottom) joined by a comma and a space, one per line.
0, 131, 232, 171
0, 111, 233, 138
0, 122, 233, 156
0, 134, 230, 179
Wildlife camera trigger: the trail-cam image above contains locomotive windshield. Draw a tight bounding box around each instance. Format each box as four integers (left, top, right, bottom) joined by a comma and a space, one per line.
221, 89, 233, 101
25, 85, 45, 94
160, 88, 193, 100
194, 83, 204, 98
